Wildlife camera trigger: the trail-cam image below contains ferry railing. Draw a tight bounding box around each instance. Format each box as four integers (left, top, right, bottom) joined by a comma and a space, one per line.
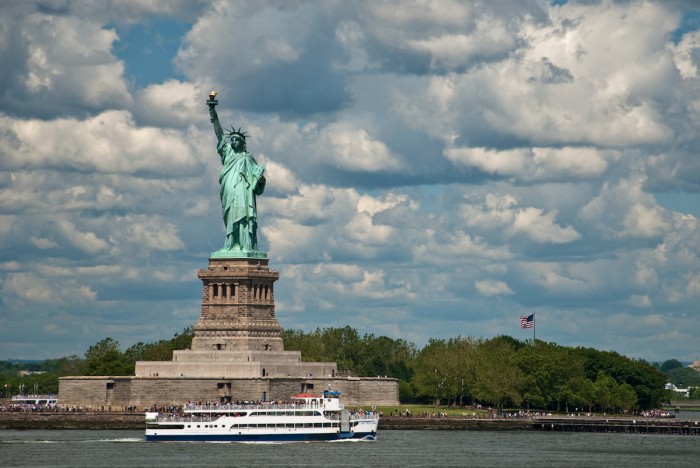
152, 411, 379, 423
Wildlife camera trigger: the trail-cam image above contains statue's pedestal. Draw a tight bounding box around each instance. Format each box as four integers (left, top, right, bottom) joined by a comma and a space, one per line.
134, 257, 337, 379
192, 257, 282, 352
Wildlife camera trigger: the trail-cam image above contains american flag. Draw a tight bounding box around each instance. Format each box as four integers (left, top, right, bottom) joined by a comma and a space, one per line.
519, 314, 534, 329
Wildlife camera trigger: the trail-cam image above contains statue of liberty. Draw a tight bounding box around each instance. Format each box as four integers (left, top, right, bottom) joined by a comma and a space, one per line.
207, 91, 267, 258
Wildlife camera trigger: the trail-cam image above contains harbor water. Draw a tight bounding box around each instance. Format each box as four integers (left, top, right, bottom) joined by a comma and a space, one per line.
1, 428, 699, 467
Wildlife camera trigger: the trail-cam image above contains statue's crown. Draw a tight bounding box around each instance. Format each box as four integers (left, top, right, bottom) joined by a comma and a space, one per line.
227, 126, 248, 140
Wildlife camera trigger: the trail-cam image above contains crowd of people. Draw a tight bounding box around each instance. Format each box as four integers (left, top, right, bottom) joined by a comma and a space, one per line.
0, 402, 145, 413
640, 409, 674, 418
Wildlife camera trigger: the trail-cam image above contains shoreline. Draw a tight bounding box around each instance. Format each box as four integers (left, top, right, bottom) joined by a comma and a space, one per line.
0, 412, 532, 431
1, 413, 694, 432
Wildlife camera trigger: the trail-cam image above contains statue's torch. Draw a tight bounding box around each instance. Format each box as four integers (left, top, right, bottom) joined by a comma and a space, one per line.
207, 91, 218, 108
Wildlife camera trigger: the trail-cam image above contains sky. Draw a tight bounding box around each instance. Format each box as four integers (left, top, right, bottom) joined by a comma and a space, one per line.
1, 0, 700, 363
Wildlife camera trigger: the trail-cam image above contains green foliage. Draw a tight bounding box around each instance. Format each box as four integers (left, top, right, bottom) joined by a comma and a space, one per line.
81, 327, 194, 376
282, 326, 416, 381
2, 324, 674, 414
0, 360, 66, 396
665, 367, 700, 388
516, 341, 585, 411
0, 328, 194, 396
83, 338, 131, 376
284, 327, 669, 411
413, 339, 452, 405
578, 347, 665, 409
659, 359, 683, 372
692, 387, 700, 400
472, 337, 523, 412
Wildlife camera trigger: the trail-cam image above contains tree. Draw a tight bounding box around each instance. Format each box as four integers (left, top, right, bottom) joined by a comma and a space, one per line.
283, 328, 329, 363
579, 347, 665, 409
83, 338, 130, 376
692, 387, 700, 400
56, 355, 85, 376
449, 337, 480, 406
359, 334, 416, 381
413, 339, 452, 406
472, 338, 523, 412
665, 367, 700, 388
659, 359, 683, 372
615, 382, 637, 413
593, 372, 618, 413
517, 341, 586, 411
565, 376, 595, 413
320, 326, 363, 372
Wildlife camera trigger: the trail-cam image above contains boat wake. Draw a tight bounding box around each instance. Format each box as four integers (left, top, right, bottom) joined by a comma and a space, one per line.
329, 436, 376, 443
0, 440, 59, 444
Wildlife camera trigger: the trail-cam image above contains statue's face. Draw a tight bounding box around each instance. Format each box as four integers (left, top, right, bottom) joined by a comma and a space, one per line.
231, 135, 245, 151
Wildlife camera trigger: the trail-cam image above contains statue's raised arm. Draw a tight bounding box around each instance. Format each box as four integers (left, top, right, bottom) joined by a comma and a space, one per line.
207, 91, 224, 142
205, 92, 267, 260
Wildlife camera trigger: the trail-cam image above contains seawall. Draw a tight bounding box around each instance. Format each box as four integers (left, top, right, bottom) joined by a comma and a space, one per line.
1, 413, 696, 434
0, 412, 144, 430
0, 413, 527, 431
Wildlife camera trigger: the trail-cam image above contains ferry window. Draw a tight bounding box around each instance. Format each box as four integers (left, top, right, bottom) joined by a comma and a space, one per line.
314, 423, 323, 427
286, 423, 294, 428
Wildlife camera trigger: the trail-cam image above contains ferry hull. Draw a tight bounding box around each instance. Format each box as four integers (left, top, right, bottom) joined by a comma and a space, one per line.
144, 432, 376, 442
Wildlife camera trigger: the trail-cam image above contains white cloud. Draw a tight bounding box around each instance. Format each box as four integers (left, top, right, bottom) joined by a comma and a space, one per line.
118, 215, 185, 253
445, 146, 610, 181
315, 123, 402, 172
135, 80, 203, 128
579, 177, 671, 239
510, 207, 580, 244
1, 111, 200, 175
475, 279, 513, 297
0, 6, 131, 113
357, 192, 414, 216
1, 272, 97, 306
56, 219, 109, 254
460, 193, 579, 244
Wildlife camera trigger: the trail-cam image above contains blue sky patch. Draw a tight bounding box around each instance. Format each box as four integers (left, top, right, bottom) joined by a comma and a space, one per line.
111, 18, 191, 88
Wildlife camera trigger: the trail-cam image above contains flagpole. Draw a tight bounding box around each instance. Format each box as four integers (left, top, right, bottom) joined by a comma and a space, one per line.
533, 312, 536, 344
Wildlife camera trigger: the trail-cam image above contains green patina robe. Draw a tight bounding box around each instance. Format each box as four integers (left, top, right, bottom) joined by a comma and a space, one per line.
217, 137, 266, 252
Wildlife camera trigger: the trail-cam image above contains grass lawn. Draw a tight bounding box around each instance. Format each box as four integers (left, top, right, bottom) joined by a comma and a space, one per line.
352, 404, 498, 417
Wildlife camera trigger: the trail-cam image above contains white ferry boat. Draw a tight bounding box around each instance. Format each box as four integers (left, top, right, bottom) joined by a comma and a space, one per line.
11, 394, 58, 406
145, 389, 379, 442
